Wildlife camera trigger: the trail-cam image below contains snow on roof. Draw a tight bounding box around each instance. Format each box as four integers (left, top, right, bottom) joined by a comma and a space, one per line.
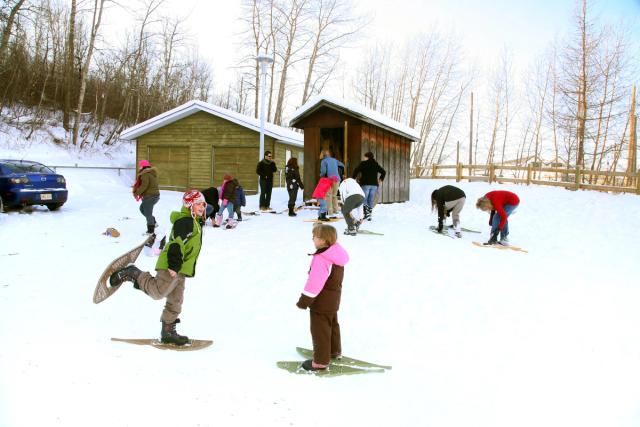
120, 100, 303, 147
289, 95, 421, 141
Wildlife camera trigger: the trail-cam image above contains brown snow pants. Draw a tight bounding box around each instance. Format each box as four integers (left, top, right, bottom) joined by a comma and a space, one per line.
137, 269, 185, 324
324, 181, 339, 216
310, 311, 341, 366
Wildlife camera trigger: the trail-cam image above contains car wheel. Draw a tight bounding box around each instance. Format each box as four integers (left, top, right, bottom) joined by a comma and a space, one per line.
46, 203, 63, 211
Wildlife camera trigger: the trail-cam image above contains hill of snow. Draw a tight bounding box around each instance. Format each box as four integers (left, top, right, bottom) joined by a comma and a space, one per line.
1, 139, 640, 427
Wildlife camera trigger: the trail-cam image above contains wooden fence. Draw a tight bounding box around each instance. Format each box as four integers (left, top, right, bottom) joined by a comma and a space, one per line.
411, 164, 640, 195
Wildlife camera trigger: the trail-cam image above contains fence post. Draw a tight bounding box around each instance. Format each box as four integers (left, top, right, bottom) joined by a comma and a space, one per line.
487, 164, 493, 183
636, 171, 640, 194
575, 165, 581, 190
456, 163, 462, 182
526, 164, 532, 185
431, 164, 437, 178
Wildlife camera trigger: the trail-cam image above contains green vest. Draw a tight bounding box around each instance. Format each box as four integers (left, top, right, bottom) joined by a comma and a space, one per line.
155, 207, 202, 277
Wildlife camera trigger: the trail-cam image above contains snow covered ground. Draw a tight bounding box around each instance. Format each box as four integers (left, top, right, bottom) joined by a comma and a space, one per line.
2, 144, 640, 426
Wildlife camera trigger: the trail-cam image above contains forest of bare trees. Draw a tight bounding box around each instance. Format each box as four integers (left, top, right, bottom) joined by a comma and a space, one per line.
0, 0, 637, 177
0, 0, 213, 147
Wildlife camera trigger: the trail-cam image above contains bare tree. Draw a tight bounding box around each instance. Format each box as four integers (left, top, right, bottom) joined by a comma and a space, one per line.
300, 0, 364, 104
72, 0, 107, 146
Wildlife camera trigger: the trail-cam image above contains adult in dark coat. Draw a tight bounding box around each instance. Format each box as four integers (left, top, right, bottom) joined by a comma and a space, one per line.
352, 152, 386, 221
431, 185, 466, 236
256, 151, 278, 210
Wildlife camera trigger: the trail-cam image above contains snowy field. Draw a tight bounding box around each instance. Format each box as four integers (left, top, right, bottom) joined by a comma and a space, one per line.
2, 149, 640, 426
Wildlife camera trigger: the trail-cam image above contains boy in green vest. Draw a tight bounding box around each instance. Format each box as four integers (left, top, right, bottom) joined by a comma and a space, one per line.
109, 189, 206, 345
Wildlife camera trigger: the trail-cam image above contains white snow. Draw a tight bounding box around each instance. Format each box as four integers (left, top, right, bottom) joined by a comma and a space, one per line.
1, 142, 640, 427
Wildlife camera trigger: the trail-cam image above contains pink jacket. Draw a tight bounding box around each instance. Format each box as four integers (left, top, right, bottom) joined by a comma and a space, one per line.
302, 242, 349, 298
312, 176, 338, 199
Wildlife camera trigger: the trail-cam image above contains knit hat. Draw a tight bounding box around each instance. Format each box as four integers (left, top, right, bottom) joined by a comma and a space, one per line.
183, 189, 206, 208
138, 159, 151, 168
223, 173, 233, 181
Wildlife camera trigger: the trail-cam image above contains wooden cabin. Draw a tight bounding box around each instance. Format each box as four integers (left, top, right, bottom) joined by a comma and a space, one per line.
289, 96, 420, 203
120, 100, 304, 193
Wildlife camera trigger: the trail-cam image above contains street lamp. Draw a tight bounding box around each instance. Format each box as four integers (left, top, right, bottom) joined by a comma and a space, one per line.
256, 53, 274, 192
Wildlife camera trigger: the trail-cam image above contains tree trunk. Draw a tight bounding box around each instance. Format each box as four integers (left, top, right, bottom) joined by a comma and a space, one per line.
72, 0, 106, 147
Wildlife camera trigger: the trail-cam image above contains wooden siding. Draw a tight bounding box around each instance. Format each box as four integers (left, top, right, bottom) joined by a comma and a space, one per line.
136, 111, 301, 192
359, 124, 411, 203
302, 127, 321, 200
148, 146, 189, 190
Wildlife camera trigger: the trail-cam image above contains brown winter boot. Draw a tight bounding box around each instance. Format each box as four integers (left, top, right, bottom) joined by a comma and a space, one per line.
160, 319, 189, 346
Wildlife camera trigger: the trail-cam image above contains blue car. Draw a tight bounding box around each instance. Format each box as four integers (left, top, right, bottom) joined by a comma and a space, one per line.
0, 160, 68, 212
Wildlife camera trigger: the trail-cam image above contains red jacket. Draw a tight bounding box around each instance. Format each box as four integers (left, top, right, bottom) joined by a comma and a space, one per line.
486, 191, 520, 230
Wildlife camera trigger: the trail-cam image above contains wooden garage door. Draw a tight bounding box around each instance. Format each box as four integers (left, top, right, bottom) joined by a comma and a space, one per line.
213, 147, 257, 192
148, 146, 189, 190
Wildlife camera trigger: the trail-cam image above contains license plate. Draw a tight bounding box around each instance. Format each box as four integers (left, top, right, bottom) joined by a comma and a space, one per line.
40, 193, 52, 200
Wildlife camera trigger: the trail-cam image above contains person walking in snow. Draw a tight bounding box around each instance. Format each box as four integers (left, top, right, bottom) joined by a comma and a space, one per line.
339, 177, 365, 236
109, 189, 206, 346
215, 174, 238, 228
352, 151, 386, 221
296, 224, 350, 371
285, 157, 304, 217
319, 148, 344, 218
256, 151, 277, 211
476, 190, 520, 245
133, 159, 160, 234
431, 185, 466, 238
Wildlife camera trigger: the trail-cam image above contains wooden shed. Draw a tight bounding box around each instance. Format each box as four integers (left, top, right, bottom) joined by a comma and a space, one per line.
120, 100, 304, 193
289, 96, 420, 203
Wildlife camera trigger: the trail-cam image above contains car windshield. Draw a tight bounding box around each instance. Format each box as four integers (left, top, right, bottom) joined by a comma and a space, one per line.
2, 162, 55, 174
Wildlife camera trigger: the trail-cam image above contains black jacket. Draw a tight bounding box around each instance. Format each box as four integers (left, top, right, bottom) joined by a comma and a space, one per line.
256, 159, 277, 181
285, 166, 304, 190
433, 185, 466, 229
352, 159, 386, 186
201, 187, 219, 208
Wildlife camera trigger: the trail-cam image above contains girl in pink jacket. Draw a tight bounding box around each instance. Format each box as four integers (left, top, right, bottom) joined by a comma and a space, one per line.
296, 224, 350, 371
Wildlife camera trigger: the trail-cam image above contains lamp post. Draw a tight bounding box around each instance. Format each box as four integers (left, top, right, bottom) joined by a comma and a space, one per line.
256, 53, 274, 193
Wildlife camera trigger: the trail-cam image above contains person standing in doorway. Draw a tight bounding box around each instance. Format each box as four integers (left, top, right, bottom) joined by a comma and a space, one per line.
133, 159, 160, 234
320, 148, 343, 218
256, 151, 277, 211
352, 152, 386, 221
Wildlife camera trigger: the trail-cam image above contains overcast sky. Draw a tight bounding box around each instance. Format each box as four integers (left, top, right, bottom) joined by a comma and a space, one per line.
101, 0, 640, 99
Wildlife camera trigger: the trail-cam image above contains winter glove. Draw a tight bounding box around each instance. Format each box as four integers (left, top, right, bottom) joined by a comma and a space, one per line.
296, 294, 314, 310
484, 230, 499, 245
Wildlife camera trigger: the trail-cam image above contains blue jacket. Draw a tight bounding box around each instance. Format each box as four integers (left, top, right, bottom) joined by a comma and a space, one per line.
234, 185, 246, 207
320, 156, 344, 181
